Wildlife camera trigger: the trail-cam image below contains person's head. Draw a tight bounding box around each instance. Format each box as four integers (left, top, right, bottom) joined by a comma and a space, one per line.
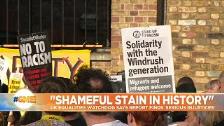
176, 83, 197, 93
218, 71, 224, 92
219, 71, 224, 83
205, 79, 221, 93
185, 111, 224, 126
177, 76, 195, 87
185, 112, 203, 126
57, 77, 76, 93
127, 112, 167, 126
176, 76, 196, 93
19, 111, 42, 125
38, 77, 72, 116
76, 68, 113, 120
38, 77, 72, 93
201, 112, 224, 126
76, 68, 113, 93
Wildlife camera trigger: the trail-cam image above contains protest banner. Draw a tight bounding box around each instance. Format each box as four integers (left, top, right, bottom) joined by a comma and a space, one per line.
0, 48, 90, 88
121, 25, 175, 93
0, 58, 8, 79
8, 70, 23, 93
18, 32, 52, 92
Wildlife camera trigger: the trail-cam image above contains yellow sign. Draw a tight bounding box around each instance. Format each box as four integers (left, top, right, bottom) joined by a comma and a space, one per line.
0, 48, 90, 87
8, 72, 23, 93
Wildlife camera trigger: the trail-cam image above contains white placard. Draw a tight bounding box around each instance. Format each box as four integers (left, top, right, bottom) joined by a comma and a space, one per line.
121, 25, 175, 93
110, 75, 123, 82
0, 58, 8, 79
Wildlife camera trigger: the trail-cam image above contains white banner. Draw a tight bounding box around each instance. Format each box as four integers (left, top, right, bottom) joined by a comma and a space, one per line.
0, 58, 8, 79
121, 25, 175, 93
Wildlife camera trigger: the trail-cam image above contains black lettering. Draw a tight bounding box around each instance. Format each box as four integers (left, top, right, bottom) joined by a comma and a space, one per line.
126, 41, 131, 49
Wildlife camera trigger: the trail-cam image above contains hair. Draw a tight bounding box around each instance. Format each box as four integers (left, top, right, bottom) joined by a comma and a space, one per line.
0, 112, 3, 125
176, 76, 196, 93
195, 112, 224, 126
76, 68, 112, 116
129, 112, 167, 126
205, 79, 221, 90
75, 68, 113, 93
174, 77, 196, 123
177, 76, 194, 86
176, 84, 196, 93
19, 111, 42, 125
38, 76, 72, 93
57, 77, 77, 93
113, 112, 128, 124
57, 77, 78, 117
38, 76, 74, 116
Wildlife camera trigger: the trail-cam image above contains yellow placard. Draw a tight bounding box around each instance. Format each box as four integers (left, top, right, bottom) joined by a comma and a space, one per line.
8, 72, 23, 93
0, 48, 90, 87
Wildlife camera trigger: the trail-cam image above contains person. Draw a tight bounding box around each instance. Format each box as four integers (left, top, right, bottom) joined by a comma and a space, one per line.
82, 112, 127, 126
58, 77, 87, 126
127, 111, 167, 126
218, 71, 224, 93
183, 112, 203, 126
176, 76, 196, 92
111, 71, 127, 124
176, 83, 197, 93
63, 112, 86, 126
171, 76, 196, 123
76, 68, 113, 93
0, 112, 4, 126
7, 111, 21, 126
19, 111, 42, 125
76, 68, 127, 126
204, 79, 221, 93
25, 77, 71, 126
183, 111, 224, 126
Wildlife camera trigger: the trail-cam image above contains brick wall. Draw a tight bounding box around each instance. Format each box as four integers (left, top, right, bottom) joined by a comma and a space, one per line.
110, 0, 157, 73
92, 0, 157, 74
93, 0, 224, 91
167, 0, 224, 90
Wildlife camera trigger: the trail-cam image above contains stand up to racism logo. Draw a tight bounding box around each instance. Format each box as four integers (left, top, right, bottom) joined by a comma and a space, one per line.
18, 32, 52, 92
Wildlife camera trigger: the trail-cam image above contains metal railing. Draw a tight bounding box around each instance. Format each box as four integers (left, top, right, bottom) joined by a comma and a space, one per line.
1, 0, 111, 47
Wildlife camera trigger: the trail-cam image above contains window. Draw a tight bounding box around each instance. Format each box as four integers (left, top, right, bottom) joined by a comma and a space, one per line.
0, 0, 111, 47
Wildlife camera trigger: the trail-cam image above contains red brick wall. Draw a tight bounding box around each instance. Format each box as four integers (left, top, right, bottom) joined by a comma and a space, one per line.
167, 0, 224, 90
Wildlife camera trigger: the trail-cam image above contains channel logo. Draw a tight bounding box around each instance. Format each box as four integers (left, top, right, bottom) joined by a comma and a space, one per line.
13, 88, 36, 109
